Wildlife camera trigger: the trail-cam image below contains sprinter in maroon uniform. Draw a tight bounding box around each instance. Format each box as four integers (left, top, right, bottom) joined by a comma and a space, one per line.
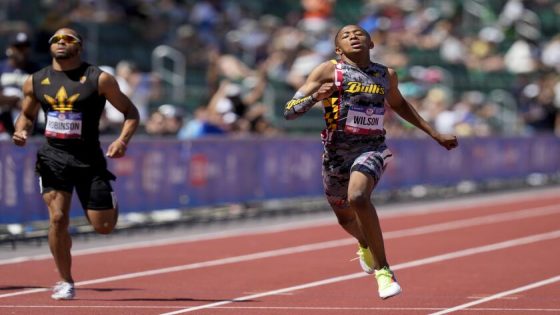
284, 24, 458, 299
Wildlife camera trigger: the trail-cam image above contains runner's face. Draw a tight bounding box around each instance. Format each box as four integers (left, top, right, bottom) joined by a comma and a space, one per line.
49, 32, 81, 60
335, 26, 372, 55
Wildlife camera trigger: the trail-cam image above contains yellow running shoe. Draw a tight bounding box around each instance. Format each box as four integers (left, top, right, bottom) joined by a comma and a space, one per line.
375, 266, 402, 299
356, 245, 374, 274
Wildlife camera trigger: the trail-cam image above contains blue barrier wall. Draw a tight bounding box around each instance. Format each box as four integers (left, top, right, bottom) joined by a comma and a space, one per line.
1, 135, 559, 224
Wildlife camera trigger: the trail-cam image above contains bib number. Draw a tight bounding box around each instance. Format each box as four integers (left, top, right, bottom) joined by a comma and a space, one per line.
45, 111, 83, 139
344, 106, 384, 135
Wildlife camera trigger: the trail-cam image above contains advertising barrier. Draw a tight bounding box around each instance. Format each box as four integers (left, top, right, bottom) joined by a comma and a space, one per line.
1, 135, 559, 224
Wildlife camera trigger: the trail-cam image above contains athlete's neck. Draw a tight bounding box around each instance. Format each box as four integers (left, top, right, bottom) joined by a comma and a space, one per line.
342, 55, 370, 69
52, 58, 83, 71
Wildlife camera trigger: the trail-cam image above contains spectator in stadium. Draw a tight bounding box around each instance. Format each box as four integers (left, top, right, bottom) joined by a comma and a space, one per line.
0, 32, 41, 139
284, 24, 458, 299
11, 28, 139, 300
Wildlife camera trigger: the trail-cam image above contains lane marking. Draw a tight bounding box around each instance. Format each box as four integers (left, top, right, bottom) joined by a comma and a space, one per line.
1, 205, 559, 299
430, 275, 560, 315
2, 188, 558, 266
384, 204, 560, 239
160, 230, 560, 314
2, 201, 558, 267
0, 239, 355, 299
2, 305, 560, 312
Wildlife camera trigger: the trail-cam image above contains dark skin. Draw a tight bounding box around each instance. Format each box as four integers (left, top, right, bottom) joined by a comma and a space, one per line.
294, 25, 458, 270
12, 27, 139, 284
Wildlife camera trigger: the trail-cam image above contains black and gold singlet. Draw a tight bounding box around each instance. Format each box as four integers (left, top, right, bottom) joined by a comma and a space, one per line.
32, 63, 106, 153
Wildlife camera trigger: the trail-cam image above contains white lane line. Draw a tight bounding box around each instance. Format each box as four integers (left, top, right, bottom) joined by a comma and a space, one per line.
159, 230, 560, 315
2, 305, 560, 312
2, 201, 558, 267
1, 205, 559, 299
384, 204, 560, 239
430, 275, 560, 315
2, 188, 558, 266
0, 238, 355, 299
0, 217, 336, 266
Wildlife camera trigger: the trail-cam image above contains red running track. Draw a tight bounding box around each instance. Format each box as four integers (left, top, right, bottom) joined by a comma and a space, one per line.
1, 187, 559, 314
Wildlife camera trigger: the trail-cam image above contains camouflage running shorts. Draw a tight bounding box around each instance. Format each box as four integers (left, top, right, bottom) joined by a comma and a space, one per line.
322, 136, 392, 208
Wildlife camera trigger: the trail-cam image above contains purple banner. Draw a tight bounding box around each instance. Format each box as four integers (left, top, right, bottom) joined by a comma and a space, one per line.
1, 135, 559, 224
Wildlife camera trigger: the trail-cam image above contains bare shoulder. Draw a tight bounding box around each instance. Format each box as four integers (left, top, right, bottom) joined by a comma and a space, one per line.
22, 74, 34, 95
310, 60, 337, 83
98, 70, 119, 94
386, 67, 399, 85
98, 70, 117, 84
386, 66, 397, 77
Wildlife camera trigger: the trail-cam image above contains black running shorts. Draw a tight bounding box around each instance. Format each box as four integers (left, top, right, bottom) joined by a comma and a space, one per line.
36, 144, 117, 210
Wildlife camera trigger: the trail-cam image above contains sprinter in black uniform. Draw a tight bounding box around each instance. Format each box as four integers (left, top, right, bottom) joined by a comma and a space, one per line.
12, 28, 139, 300
284, 25, 458, 299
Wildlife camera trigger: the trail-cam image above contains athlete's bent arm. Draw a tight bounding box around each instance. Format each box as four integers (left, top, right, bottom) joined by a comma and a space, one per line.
283, 61, 336, 120
99, 72, 140, 158
12, 76, 41, 146
385, 68, 458, 150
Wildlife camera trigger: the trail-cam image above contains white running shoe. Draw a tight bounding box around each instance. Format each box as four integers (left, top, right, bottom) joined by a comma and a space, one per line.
375, 267, 402, 299
51, 281, 75, 300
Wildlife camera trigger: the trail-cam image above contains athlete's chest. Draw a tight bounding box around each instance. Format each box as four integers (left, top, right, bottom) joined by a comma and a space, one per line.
340, 65, 389, 106
36, 71, 100, 112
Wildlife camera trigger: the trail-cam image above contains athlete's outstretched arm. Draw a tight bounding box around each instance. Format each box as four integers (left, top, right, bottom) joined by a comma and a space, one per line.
12, 76, 40, 146
283, 61, 336, 120
385, 68, 458, 150
99, 72, 140, 158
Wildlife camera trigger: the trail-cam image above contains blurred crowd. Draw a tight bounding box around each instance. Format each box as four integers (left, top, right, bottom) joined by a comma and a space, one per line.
0, 0, 559, 141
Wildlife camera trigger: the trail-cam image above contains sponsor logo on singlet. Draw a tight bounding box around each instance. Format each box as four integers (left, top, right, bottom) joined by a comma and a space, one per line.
345, 82, 385, 95
43, 86, 82, 139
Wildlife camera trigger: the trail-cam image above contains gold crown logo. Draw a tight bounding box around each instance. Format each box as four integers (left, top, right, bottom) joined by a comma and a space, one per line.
44, 86, 80, 112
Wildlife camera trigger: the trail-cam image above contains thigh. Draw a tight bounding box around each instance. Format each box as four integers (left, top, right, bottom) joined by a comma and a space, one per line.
75, 171, 116, 211
348, 170, 376, 197
350, 146, 393, 185
323, 169, 350, 208
322, 148, 354, 209
42, 190, 73, 222
36, 146, 74, 194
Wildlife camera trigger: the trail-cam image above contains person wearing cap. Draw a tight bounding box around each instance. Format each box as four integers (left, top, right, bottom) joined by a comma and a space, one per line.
0, 32, 40, 138
12, 28, 139, 300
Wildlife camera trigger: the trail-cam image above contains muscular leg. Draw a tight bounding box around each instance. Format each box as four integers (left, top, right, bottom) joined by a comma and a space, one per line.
80, 176, 119, 235
43, 190, 74, 283
86, 208, 118, 235
347, 171, 388, 270
331, 205, 368, 248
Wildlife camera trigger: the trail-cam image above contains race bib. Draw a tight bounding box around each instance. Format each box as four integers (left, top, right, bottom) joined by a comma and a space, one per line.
45, 111, 83, 139
344, 105, 384, 135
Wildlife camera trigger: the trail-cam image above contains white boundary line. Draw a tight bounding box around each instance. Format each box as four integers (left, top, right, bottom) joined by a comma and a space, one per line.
1, 204, 559, 300
159, 230, 560, 314
2, 191, 559, 266
430, 275, 560, 315
2, 305, 559, 312
379, 186, 560, 218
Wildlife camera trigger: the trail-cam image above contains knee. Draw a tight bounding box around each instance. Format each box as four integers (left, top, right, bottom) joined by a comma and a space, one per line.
330, 204, 356, 228
347, 191, 371, 210
336, 212, 356, 227
50, 211, 69, 230
87, 208, 118, 234
92, 222, 115, 235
